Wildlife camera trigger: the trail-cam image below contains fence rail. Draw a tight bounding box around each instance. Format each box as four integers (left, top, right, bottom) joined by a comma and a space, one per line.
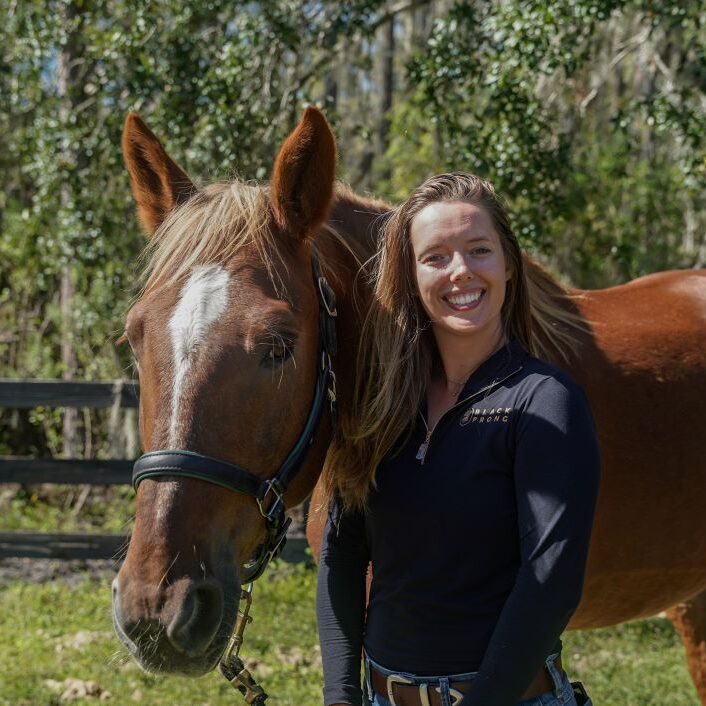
0, 458, 132, 485
0, 531, 127, 560
0, 378, 310, 563
0, 531, 309, 562
0, 379, 139, 409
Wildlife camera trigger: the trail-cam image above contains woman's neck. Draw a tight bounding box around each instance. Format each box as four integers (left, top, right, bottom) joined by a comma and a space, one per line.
432, 322, 507, 396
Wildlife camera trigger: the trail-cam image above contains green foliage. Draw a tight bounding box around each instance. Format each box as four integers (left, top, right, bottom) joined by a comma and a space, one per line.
550, 136, 696, 286
388, 0, 706, 283
0, 0, 388, 455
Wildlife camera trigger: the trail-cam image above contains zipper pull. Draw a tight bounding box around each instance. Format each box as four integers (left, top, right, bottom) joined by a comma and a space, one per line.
416, 430, 432, 464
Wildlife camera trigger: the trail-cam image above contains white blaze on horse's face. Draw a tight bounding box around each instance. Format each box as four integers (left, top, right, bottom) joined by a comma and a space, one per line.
168, 264, 231, 446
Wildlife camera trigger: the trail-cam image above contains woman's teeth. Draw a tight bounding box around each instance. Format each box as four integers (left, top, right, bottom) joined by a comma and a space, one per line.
446, 290, 483, 307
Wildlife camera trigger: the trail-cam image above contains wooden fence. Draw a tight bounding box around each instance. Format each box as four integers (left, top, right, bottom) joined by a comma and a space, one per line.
0, 380, 307, 562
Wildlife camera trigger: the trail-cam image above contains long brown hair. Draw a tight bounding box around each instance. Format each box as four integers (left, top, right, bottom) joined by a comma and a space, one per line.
323, 172, 581, 511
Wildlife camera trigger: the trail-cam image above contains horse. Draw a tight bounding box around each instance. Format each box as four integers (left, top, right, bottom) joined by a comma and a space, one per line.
112, 107, 706, 702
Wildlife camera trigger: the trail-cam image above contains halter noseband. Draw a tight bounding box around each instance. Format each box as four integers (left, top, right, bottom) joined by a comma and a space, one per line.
131, 251, 338, 584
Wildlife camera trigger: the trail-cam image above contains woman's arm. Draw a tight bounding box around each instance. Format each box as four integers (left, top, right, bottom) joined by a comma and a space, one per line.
461, 375, 601, 706
316, 499, 370, 706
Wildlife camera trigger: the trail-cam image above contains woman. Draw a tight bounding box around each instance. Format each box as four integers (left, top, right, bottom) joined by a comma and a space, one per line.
317, 173, 600, 706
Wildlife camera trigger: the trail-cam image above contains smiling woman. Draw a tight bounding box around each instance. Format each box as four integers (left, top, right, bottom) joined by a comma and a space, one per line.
411, 202, 509, 328
324, 173, 541, 505
318, 172, 601, 706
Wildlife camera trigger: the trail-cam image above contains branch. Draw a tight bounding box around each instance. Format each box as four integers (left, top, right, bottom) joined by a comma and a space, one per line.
579, 26, 651, 116
293, 0, 433, 99
653, 50, 706, 113
370, 0, 433, 35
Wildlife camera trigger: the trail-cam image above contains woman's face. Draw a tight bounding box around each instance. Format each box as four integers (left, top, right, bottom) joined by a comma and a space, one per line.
410, 200, 510, 342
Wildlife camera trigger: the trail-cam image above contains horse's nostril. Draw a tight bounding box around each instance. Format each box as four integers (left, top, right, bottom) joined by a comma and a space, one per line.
166, 580, 224, 657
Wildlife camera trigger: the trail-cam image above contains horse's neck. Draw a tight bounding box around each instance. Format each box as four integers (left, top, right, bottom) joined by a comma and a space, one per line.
318, 186, 389, 293
317, 186, 391, 402
327, 185, 390, 261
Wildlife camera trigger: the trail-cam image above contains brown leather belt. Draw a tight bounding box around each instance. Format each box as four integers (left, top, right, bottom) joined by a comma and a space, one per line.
369, 655, 562, 706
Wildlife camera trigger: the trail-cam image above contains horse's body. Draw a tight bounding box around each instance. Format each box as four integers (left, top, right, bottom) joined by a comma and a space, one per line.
113, 108, 706, 701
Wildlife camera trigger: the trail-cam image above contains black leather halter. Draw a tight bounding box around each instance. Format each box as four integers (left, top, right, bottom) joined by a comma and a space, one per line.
132, 252, 338, 583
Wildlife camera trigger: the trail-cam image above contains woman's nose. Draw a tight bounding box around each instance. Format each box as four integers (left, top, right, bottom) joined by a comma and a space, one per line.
450, 252, 473, 281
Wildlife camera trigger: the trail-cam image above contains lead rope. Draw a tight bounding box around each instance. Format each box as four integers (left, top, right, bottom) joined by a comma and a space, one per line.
219, 583, 268, 705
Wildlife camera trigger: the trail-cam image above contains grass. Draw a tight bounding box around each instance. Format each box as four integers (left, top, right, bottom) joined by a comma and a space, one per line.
0, 563, 700, 706
0, 562, 320, 706
563, 619, 699, 706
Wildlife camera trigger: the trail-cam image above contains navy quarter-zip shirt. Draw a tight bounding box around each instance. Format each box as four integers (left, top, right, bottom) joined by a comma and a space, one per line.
316, 339, 601, 706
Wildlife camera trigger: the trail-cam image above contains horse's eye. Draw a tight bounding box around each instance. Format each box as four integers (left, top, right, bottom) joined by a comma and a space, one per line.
262, 340, 293, 367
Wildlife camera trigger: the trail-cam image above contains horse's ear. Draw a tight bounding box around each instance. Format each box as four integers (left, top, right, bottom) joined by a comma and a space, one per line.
270, 107, 337, 238
122, 112, 196, 235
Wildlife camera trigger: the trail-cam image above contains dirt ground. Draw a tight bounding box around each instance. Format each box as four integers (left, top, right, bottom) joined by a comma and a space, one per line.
0, 557, 118, 587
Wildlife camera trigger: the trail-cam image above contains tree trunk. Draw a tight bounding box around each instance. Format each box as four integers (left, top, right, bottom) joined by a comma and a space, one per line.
60, 267, 78, 456
324, 71, 338, 113
376, 16, 395, 181
56, 0, 84, 458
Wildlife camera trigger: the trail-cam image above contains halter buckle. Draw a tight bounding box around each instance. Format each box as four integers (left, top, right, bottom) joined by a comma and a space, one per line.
256, 479, 284, 521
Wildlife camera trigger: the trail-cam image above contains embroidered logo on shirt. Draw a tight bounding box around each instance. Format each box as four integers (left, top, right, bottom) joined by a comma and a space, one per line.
460, 407, 513, 425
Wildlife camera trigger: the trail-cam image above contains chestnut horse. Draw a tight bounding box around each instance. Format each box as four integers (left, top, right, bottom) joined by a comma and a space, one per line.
112, 107, 706, 701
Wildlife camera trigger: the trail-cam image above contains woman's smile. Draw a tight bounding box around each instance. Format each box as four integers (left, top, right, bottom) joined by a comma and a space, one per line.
444, 288, 485, 310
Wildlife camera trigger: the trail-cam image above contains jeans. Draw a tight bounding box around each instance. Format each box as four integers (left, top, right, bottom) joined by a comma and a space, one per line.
363, 651, 593, 706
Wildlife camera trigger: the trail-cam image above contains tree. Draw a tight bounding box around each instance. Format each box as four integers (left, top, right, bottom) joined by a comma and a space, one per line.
383, 1, 706, 284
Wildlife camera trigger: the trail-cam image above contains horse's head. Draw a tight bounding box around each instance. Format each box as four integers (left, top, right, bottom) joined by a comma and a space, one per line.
112, 108, 337, 675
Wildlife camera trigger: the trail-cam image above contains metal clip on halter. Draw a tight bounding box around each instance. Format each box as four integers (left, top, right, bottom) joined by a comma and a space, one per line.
321, 350, 337, 425
256, 479, 284, 520
220, 584, 268, 705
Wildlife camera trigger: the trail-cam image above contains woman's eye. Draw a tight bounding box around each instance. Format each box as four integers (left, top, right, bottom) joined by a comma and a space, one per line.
472, 247, 491, 255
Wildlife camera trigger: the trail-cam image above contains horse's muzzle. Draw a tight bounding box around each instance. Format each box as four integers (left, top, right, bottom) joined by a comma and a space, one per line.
112, 574, 237, 675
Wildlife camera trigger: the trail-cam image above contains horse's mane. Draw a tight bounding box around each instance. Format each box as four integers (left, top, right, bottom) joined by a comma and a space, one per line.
140, 179, 276, 296
523, 256, 589, 362
139, 179, 388, 298
317, 185, 390, 289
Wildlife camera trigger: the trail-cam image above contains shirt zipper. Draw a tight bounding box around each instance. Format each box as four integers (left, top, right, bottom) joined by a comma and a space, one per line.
416, 366, 522, 464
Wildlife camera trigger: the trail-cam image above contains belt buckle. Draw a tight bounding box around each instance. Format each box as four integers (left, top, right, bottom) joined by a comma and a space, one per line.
384, 675, 464, 706
386, 673, 413, 706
